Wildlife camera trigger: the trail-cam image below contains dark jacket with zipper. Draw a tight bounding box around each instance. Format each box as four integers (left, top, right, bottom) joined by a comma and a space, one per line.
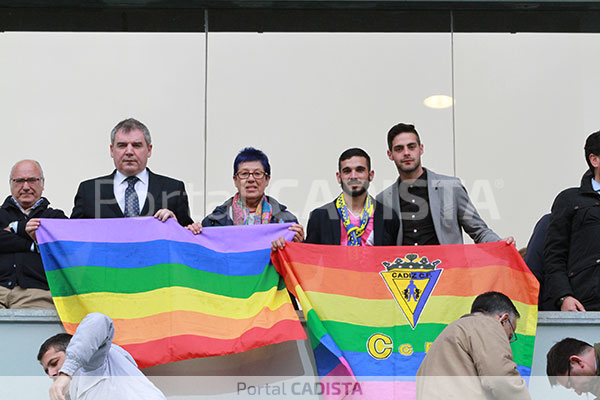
544, 171, 600, 309
0, 196, 67, 290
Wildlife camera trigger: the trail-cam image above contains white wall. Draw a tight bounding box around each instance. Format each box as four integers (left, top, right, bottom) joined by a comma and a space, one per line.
205, 33, 453, 225
453, 33, 600, 243
1, 31, 597, 246
0, 32, 205, 219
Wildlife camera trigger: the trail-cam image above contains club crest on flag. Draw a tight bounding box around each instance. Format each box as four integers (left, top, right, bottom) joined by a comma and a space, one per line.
380, 254, 443, 329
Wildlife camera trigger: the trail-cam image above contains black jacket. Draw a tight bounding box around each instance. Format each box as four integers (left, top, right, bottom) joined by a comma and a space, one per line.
524, 214, 555, 310
544, 171, 600, 309
71, 169, 193, 226
305, 198, 399, 246
0, 196, 67, 290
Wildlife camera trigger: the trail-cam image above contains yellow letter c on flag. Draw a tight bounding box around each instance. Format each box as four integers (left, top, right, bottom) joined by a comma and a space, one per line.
367, 333, 393, 360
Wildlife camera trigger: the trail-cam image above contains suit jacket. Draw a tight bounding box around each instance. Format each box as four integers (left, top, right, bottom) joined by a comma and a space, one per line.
377, 168, 500, 245
71, 169, 193, 226
304, 197, 399, 246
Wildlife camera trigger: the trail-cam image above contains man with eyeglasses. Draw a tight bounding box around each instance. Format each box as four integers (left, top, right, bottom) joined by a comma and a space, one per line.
71, 118, 193, 226
546, 338, 600, 397
416, 291, 531, 400
0, 160, 67, 309
305, 148, 399, 246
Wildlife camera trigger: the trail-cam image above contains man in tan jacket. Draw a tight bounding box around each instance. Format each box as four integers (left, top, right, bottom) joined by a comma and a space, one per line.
416, 291, 531, 400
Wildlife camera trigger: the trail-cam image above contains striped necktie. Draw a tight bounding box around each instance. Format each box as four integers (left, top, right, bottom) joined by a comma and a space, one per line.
124, 176, 140, 217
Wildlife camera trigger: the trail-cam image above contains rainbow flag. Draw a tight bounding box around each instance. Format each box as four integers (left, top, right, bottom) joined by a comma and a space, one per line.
37, 217, 306, 368
272, 242, 539, 399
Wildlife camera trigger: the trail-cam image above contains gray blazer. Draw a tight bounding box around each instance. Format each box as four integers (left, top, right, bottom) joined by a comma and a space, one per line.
376, 168, 500, 245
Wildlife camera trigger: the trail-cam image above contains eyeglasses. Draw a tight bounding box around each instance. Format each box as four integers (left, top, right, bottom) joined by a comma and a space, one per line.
507, 319, 518, 343
10, 177, 43, 185
235, 171, 268, 180
566, 362, 573, 390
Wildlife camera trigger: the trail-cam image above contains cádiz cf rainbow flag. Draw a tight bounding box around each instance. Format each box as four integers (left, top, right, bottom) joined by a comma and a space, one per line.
37, 217, 306, 368
272, 242, 539, 400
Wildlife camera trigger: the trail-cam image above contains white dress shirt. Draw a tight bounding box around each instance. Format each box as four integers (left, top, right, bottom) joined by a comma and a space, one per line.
592, 177, 600, 193
113, 169, 149, 215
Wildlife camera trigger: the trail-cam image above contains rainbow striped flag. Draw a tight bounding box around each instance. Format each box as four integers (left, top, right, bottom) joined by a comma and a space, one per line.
37, 217, 306, 368
272, 241, 539, 399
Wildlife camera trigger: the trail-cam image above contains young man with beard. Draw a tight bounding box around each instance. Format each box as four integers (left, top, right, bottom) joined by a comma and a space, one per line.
377, 123, 513, 246
305, 148, 398, 246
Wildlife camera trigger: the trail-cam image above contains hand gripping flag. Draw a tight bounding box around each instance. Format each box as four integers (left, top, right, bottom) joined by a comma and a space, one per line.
272, 242, 539, 400
37, 217, 306, 368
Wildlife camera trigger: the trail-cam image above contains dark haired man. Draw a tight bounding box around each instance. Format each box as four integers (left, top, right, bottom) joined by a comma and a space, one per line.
38, 312, 166, 400
546, 338, 600, 396
544, 130, 600, 311
305, 148, 398, 246
417, 291, 530, 400
378, 123, 513, 246
71, 118, 193, 226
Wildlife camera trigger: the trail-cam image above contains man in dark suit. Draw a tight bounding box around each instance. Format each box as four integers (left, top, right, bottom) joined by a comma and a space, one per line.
71, 118, 193, 226
305, 148, 398, 246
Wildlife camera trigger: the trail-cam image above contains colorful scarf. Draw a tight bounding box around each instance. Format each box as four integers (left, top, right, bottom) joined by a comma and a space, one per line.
335, 193, 374, 246
232, 192, 274, 225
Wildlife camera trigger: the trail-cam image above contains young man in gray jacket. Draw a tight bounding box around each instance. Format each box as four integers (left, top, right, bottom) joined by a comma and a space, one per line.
378, 123, 513, 246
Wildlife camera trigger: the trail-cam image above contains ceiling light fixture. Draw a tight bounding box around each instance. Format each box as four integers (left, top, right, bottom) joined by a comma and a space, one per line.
423, 95, 454, 109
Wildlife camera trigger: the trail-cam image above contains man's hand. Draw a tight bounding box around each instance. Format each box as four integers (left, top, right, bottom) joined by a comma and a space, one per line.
154, 209, 177, 222
503, 236, 515, 246
185, 222, 203, 235
49, 374, 71, 400
26, 218, 41, 242
561, 296, 586, 311
271, 237, 286, 251
271, 224, 305, 251
290, 224, 304, 243
2, 227, 10, 232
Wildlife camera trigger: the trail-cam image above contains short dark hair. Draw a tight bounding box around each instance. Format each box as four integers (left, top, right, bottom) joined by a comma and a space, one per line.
111, 118, 152, 146
470, 291, 520, 319
338, 148, 371, 172
233, 147, 271, 176
387, 123, 421, 150
546, 338, 592, 386
584, 130, 600, 172
37, 333, 72, 361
